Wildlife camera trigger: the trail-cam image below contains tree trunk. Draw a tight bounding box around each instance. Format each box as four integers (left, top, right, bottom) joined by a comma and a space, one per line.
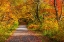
54, 0, 62, 21
35, 0, 41, 23
54, 0, 59, 21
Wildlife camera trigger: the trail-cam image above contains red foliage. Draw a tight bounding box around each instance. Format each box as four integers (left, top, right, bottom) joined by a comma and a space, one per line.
49, 0, 62, 16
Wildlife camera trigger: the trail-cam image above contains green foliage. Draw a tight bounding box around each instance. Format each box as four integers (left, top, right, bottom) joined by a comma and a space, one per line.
53, 18, 64, 42
42, 18, 58, 36
0, 0, 64, 42
0, 0, 18, 42
0, 21, 18, 42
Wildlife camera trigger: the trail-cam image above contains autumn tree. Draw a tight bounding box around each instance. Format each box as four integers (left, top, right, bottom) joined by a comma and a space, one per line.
0, 0, 18, 31
34, 0, 42, 23
53, 0, 62, 21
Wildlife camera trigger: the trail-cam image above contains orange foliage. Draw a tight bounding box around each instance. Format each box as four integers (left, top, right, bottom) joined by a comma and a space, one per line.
50, 0, 62, 17
28, 24, 39, 29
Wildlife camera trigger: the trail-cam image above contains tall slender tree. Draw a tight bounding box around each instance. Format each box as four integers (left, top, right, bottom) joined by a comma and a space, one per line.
54, 0, 62, 21
34, 0, 41, 23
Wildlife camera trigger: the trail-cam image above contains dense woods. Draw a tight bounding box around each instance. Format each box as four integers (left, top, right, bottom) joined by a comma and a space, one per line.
0, 0, 64, 42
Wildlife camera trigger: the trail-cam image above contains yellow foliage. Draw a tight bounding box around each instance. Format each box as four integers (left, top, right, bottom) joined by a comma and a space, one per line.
43, 19, 59, 31
0, 0, 10, 12
22, 6, 27, 13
